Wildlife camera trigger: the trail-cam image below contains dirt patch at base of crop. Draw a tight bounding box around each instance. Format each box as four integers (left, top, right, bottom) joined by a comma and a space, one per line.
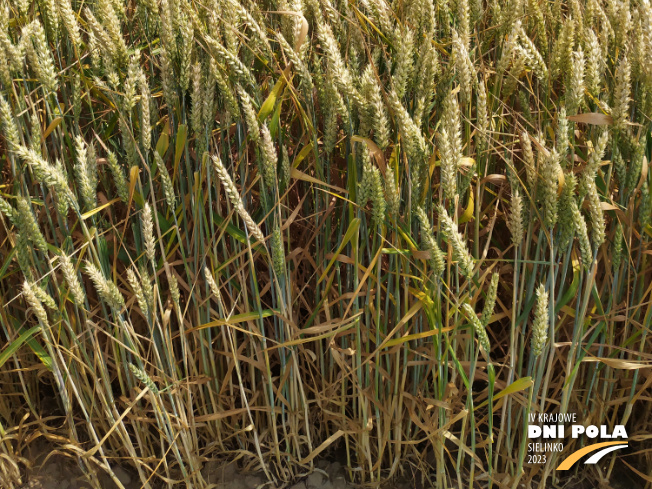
15, 440, 367, 489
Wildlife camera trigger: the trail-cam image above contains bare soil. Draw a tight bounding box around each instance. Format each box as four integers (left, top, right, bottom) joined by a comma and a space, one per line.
15, 440, 357, 489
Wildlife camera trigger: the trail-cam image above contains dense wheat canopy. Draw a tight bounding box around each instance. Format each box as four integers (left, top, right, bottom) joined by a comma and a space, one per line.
0, 0, 651, 487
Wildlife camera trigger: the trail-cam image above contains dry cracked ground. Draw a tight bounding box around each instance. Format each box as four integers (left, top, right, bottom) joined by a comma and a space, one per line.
16, 440, 416, 489
19, 456, 353, 489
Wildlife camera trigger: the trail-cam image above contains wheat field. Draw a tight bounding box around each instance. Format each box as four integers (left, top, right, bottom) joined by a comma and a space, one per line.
0, 0, 651, 487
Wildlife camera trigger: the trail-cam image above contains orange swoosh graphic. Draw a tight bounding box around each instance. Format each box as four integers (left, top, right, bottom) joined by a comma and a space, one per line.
557, 441, 628, 470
